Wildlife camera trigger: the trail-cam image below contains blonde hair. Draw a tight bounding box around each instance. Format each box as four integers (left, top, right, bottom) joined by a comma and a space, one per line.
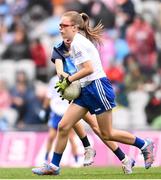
63, 11, 104, 45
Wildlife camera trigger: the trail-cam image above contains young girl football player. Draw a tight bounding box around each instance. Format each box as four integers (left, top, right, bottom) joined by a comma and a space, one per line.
32, 11, 154, 176
52, 38, 135, 173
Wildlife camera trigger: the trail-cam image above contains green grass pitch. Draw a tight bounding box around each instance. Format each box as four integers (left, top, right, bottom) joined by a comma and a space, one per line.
0, 167, 161, 179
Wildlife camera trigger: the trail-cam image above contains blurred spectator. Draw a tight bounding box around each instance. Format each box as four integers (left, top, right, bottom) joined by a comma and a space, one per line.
23, 5, 49, 32
30, 38, 48, 82
80, 0, 115, 29
106, 62, 124, 84
8, 11, 25, 33
91, 0, 115, 29
30, 4, 65, 38
145, 86, 161, 127
114, 35, 130, 64
22, 0, 52, 32
0, 79, 17, 130
123, 53, 149, 129
0, 0, 11, 26
27, 0, 52, 16
105, 60, 128, 107
126, 15, 157, 76
10, 71, 42, 129
127, 83, 149, 129
115, 0, 136, 38
10, 0, 28, 16
123, 53, 145, 92
115, 83, 128, 107
0, 0, 9, 14
2, 25, 31, 60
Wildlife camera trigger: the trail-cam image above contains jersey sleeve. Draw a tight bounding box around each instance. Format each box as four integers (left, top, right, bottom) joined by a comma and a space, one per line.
72, 41, 91, 65
51, 48, 63, 63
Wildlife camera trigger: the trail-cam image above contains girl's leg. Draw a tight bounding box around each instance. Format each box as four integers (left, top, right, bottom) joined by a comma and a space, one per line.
83, 112, 135, 174
96, 110, 137, 144
69, 129, 80, 165
32, 103, 88, 175
50, 103, 87, 168
73, 121, 91, 147
96, 110, 154, 169
45, 128, 57, 162
54, 103, 88, 153
84, 112, 124, 156
73, 120, 96, 166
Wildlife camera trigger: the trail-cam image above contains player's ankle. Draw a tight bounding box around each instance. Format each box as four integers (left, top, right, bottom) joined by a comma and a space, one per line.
49, 163, 59, 170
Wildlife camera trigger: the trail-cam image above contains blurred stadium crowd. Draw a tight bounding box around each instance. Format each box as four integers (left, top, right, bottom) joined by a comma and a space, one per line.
0, 0, 161, 131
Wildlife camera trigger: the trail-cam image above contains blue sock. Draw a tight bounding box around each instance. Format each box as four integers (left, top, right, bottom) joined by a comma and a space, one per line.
51, 152, 62, 167
74, 155, 78, 162
113, 147, 125, 161
133, 137, 145, 149
45, 152, 49, 161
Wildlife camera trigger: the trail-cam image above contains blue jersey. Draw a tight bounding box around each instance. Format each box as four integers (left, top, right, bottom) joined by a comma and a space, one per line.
51, 41, 77, 75
49, 42, 77, 129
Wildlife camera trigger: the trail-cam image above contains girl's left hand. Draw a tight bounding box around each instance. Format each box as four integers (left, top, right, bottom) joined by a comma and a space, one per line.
54, 76, 71, 94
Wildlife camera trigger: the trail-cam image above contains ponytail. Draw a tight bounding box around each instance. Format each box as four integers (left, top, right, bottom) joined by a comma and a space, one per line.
80, 13, 104, 45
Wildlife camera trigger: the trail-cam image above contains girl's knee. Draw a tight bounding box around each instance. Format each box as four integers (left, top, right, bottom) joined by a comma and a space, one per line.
101, 131, 113, 141
58, 122, 70, 134
48, 137, 54, 144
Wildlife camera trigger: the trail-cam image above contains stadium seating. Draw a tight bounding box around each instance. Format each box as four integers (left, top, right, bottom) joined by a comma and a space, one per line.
16, 59, 36, 81
0, 60, 16, 87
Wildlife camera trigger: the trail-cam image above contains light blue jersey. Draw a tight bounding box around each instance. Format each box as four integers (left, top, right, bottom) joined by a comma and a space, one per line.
51, 41, 77, 75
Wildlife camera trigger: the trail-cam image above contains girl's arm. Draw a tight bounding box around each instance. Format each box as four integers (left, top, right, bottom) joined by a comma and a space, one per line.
68, 60, 93, 82
55, 59, 69, 78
